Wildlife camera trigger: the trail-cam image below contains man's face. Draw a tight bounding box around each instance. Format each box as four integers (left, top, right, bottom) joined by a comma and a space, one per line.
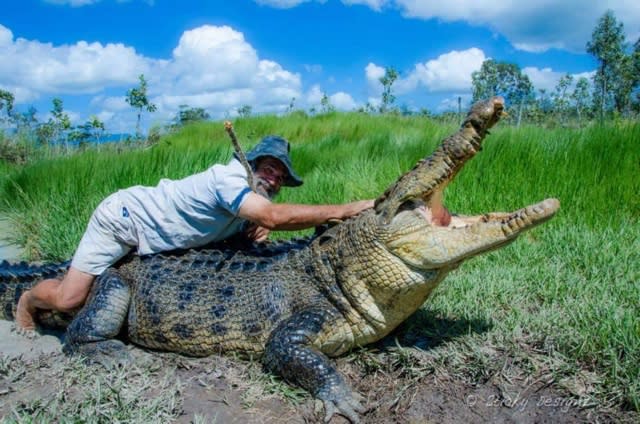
254, 157, 287, 199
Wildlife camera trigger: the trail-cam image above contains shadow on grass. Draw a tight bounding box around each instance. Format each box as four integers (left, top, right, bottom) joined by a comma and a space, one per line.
376, 308, 493, 352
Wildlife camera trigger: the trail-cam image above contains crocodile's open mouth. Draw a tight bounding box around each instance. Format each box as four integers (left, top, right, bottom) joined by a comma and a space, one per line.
397, 189, 453, 228
400, 192, 559, 230
388, 194, 559, 270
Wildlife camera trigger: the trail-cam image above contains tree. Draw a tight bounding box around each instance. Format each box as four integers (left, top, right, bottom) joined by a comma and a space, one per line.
175, 105, 210, 126
36, 122, 56, 146
471, 59, 533, 125
68, 124, 92, 148
34, 98, 70, 146
69, 116, 105, 148
586, 10, 629, 119
87, 115, 105, 142
237, 105, 252, 118
379, 67, 398, 113
0, 89, 14, 118
0, 89, 15, 130
418, 107, 432, 117
633, 38, 640, 110
14, 106, 38, 133
126, 74, 157, 139
320, 93, 335, 114
51, 98, 71, 127
552, 73, 574, 124
51, 98, 71, 148
286, 97, 296, 114
571, 77, 592, 123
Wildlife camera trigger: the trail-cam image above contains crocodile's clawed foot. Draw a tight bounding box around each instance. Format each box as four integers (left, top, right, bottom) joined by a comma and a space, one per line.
321, 391, 366, 423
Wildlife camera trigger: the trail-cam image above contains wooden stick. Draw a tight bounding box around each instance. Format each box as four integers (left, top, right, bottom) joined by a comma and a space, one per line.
224, 121, 255, 191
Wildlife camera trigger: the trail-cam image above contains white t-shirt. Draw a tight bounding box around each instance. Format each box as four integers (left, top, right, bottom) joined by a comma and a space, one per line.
118, 158, 252, 255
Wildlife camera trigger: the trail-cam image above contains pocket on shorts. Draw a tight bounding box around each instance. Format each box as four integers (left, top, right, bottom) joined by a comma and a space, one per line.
95, 193, 138, 247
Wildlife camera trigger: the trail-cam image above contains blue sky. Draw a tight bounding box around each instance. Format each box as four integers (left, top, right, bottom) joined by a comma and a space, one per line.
1, 0, 638, 133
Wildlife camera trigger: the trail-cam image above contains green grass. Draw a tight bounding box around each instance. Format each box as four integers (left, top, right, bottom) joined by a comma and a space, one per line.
0, 113, 638, 412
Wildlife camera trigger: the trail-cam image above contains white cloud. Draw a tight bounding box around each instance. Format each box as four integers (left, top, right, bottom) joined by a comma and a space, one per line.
365, 62, 385, 86
255, 0, 640, 53
306, 85, 357, 111
96, 110, 115, 124
255, 0, 389, 10
163, 25, 260, 94
256, 0, 388, 11
329, 91, 357, 110
254, 0, 315, 9
342, 0, 389, 11
44, 0, 101, 6
0, 24, 148, 102
402, 48, 486, 92
366, 96, 381, 108
524, 67, 596, 92
573, 71, 596, 82
1, 23, 303, 131
44, 0, 150, 6
306, 85, 324, 104
366, 48, 486, 95
97, 96, 130, 112
0, 25, 13, 47
523, 67, 564, 92
142, 26, 302, 117
392, 0, 640, 53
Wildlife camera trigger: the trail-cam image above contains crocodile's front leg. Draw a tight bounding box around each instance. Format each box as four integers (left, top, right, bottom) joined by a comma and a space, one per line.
263, 307, 365, 423
63, 269, 131, 363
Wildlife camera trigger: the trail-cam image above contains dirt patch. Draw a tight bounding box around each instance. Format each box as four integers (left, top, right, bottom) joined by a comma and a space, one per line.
0, 324, 636, 423
0, 217, 22, 262
0, 321, 61, 361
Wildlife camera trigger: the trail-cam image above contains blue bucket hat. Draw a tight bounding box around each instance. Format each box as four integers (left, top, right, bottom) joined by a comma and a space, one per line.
238, 135, 303, 187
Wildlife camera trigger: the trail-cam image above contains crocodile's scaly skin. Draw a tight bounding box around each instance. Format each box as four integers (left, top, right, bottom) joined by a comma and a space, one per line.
0, 97, 560, 423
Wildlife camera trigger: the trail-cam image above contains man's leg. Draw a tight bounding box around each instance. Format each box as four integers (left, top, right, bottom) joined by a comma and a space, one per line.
16, 267, 95, 330
16, 191, 136, 331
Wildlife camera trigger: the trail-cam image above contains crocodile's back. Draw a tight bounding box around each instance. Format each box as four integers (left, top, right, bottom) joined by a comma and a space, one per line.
119, 240, 323, 356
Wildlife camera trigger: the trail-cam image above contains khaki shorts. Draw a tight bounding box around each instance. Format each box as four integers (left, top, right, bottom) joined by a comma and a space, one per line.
71, 192, 138, 276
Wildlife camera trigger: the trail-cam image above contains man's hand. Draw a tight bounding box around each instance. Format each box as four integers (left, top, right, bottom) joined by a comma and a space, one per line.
245, 223, 270, 242
342, 200, 375, 219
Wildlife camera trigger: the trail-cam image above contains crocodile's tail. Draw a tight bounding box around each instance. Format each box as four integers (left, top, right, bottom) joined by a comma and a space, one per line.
0, 259, 71, 326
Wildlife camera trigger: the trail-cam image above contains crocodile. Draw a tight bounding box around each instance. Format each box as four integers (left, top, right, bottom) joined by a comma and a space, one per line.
0, 97, 559, 423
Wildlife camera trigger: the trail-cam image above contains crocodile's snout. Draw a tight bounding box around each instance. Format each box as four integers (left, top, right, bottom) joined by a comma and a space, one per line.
464, 96, 506, 133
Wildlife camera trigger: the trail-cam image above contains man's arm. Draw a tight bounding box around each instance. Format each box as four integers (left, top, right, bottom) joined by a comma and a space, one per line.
238, 192, 374, 231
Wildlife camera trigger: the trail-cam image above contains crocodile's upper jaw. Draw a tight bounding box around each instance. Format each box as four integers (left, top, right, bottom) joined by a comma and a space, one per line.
383, 197, 560, 270
373, 95, 558, 270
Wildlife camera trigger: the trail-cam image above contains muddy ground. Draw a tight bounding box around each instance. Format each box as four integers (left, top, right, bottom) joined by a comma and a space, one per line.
0, 320, 636, 423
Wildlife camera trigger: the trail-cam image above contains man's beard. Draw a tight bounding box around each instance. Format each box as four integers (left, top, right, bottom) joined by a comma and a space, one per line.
255, 177, 278, 200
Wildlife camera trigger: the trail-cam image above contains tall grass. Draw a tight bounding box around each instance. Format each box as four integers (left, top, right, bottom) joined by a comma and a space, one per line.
0, 113, 638, 411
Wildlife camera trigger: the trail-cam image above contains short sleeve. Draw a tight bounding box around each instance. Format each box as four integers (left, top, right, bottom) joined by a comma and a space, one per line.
213, 159, 252, 215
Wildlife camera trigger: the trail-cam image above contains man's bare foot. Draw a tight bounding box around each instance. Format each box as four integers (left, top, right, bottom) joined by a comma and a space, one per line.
16, 291, 37, 331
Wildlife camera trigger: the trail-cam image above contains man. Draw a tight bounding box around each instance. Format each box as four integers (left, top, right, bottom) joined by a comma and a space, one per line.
16, 135, 374, 331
